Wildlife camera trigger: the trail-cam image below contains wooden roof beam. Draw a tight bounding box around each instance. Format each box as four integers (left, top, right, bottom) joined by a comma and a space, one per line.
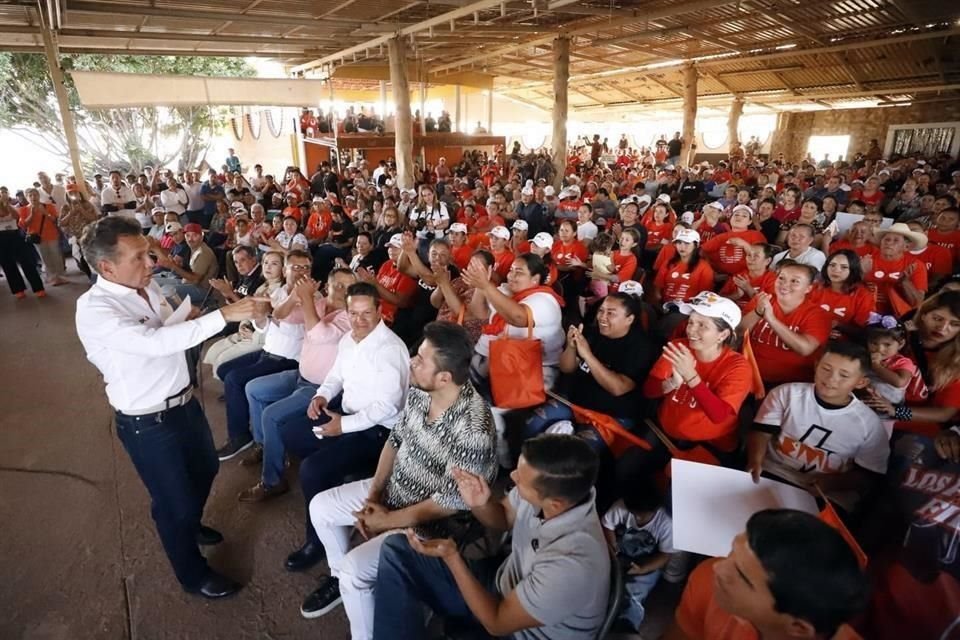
66, 1, 361, 26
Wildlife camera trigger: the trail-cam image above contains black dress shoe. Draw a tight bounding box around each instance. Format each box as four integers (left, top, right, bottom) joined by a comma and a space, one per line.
186, 572, 242, 599
197, 525, 224, 546
285, 541, 325, 572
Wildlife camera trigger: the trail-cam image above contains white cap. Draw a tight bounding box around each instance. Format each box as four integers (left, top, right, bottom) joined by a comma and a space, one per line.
164, 221, 183, 233
917, 160, 927, 165
665, 164, 676, 171
656, 193, 671, 204
731, 204, 754, 217
512, 219, 529, 231
680, 211, 695, 225
678, 292, 742, 331
617, 280, 644, 298
388, 233, 404, 248
488, 225, 510, 240
878, 169, 891, 175
544, 186, 556, 197
231, 201, 247, 211
637, 194, 652, 207
449, 222, 468, 234
150, 206, 165, 216
673, 228, 701, 244
521, 186, 534, 196
531, 232, 553, 249
703, 201, 724, 213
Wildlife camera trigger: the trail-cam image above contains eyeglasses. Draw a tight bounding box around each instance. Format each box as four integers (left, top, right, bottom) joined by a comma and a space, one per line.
288, 264, 311, 271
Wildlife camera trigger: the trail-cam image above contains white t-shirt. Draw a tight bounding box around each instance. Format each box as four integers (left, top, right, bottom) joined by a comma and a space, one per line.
756, 383, 889, 504
39, 184, 67, 209
183, 182, 205, 211
160, 188, 188, 214
602, 501, 674, 557
275, 231, 309, 252
474, 285, 564, 365
771, 246, 826, 270
577, 220, 598, 242
407, 202, 450, 239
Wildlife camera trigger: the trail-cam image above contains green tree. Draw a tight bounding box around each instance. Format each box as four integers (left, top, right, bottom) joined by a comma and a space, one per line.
0, 54, 255, 175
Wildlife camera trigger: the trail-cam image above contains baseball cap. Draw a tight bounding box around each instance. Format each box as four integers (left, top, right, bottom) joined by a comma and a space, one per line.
678, 291, 742, 331
183, 223, 203, 234
544, 186, 556, 197
617, 280, 644, 298
487, 225, 510, 240
449, 222, 468, 234
164, 221, 183, 234
512, 219, 529, 231
702, 201, 724, 213
636, 194, 652, 207
531, 232, 553, 249
673, 228, 701, 244
150, 206, 165, 216
680, 211, 695, 225
388, 233, 404, 248
731, 204, 754, 217
656, 194, 671, 204
231, 201, 247, 210
521, 186, 534, 196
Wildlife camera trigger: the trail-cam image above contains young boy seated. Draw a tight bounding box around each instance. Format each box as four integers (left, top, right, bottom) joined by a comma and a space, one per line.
746, 340, 890, 513
602, 476, 674, 632
664, 509, 868, 640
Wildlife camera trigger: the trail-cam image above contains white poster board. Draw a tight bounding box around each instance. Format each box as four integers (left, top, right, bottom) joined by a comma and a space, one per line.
671, 459, 819, 558
835, 212, 894, 234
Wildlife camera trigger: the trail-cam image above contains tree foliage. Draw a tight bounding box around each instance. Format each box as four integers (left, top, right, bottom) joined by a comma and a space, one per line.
0, 54, 255, 174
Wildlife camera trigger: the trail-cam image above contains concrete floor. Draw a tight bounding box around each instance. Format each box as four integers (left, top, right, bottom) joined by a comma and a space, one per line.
0, 266, 678, 640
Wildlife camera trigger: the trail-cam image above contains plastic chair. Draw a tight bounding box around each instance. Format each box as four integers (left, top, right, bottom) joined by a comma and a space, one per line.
597, 547, 625, 639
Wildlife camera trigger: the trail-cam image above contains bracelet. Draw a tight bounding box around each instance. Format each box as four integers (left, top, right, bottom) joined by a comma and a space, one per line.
684, 375, 701, 387
893, 404, 913, 421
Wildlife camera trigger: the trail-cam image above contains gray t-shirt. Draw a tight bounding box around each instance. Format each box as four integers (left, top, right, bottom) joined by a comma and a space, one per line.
496, 488, 610, 640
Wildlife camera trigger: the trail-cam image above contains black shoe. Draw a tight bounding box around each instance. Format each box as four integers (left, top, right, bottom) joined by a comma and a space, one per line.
216, 436, 254, 461
300, 576, 341, 619
197, 525, 224, 546
285, 541, 325, 572
186, 571, 242, 599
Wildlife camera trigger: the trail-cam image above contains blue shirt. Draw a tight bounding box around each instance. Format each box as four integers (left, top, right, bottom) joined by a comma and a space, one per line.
200, 182, 224, 217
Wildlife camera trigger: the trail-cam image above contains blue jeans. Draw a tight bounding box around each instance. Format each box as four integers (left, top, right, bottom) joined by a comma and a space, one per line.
621, 569, 662, 630
115, 398, 219, 589
523, 399, 634, 454
220, 350, 298, 443
293, 417, 390, 544
373, 534, 501, 640
248, 371, 319, 487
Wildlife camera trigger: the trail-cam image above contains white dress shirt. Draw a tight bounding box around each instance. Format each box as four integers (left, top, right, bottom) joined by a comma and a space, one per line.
76, 278, 226, 413
100, 184, 136, 216
255, 287, 304, 361
315, 320, 410, 433
160, 187, 188, 214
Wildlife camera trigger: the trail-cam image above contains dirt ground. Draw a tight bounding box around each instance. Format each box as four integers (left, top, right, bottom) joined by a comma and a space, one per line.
0, 267, 676, 640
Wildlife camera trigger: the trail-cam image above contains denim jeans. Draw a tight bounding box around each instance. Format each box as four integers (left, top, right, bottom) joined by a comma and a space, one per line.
220, 350, 298, 443
114, 398, 219, 589
293, 420, 389, 545
373, 533, 501, 640
245, 369, 306, 442
247, 371, 319, 487
621, 569, 662, 630
523, 399, 634, 454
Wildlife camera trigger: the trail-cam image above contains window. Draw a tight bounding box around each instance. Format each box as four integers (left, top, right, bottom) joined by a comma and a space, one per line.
890, 127, 955, 157
806, 135, 850, 163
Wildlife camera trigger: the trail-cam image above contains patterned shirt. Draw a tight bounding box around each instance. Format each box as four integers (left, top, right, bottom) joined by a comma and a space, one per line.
385, 382, 497, 535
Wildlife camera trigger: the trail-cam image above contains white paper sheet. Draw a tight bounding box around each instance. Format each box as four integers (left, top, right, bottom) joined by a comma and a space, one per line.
835, 212, 894, 234
163, 295, 192, 326
670, 459, 819, 558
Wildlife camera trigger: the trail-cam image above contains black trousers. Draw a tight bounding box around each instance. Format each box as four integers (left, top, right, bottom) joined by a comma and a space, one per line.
0, 230, 44, 294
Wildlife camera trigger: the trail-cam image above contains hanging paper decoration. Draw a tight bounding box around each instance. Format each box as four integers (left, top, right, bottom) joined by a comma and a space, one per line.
247, 110, 262, 140
230, 115, 244, 140
266, 109, 284, 138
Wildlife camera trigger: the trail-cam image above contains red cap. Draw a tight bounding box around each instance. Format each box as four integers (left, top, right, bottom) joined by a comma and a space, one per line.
183, 223, 203, 234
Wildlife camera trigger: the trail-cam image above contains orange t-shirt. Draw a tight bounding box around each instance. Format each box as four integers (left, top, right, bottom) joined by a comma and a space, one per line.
552, 239, 588, 266
811, 284, 875, 327
927, 228, 960, 264
719, 270, 776, 309
702, 230, 767, 275
863, 254, 928, 314
450, 243, 473, 270
648, 343, 752, 451
677, 560, 862, 640
304, 210, 332, 241
18, 204, 60, 242
644, 220, 674, 249
654, 258, 715, 303
281, 205, 303, 223
746, 298, 833, 384
376, 261, 416, 325
491, 248, 515, 280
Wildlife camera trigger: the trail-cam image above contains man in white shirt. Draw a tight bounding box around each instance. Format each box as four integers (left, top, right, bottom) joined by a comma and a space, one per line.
182, 170, 205, 225
37, 171, 67, 209
100, 170, 137, 217
746, 340, 890, 512
75, 216, 266, 599
771, 224, 827, 270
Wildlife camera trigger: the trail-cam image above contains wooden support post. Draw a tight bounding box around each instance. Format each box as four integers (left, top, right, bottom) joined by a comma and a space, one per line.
681, 62, 698, 167
419, 81, 427, 168
551, 35, 569, 191
378, 80, 387, 120
388, 37, 415, 189
486, 88, 493, 134
454, 84, 461, 133
727, 96, 743, 160
39, 23, 86, 194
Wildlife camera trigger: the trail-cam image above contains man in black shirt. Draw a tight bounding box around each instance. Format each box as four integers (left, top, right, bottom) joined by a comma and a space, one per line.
667, 132, 683, 165
678, 169, 706, 210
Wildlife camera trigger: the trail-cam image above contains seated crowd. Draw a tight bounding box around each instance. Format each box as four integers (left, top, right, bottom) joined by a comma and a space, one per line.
7, 140, 960, 639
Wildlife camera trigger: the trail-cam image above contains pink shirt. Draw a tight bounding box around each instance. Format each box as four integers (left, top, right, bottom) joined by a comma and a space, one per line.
299, 298, 351, 384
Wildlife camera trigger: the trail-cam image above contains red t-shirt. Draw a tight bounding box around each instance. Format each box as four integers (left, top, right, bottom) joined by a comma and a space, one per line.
648, 344, 752, 451
859, 190, 884, 207
702, 230, 767, 275
552, 239, 589, 266
376, 261, 416, 325
719, 270, 776, 309
830, 239, 878, 260
746, 298, 833, 384
611, 251, 639, 284
773, 203, 801, 223
491, 248, 515, 280
811, 284, 875, 328
896, 376, 960, 437
644, 220, 674, 249
863, 254, 927, 314
450, 244, 473, 270
281, 205, 303, 223
912, 245, 953, 279
927, 229, 960, 265
654, 258, 715, 303
304, 210, 332, 241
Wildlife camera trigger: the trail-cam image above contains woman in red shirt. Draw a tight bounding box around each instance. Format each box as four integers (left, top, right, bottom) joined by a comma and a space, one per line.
863, 223, 928, 315
740, 262, 833, 385
553, 219, 589, 313
652, 228, 715, 305
18, 187, 66, 285
642, 202, 674, 265
773, 185, 802, 223
858, 176, 885, 209
830, 220, 878, 260
812, 249, 875, 329
447, 222, 474, 270
701, 204, 766, 276
616, 293, 753, 483
357, 234, 416, 325
719, 242, 776, 309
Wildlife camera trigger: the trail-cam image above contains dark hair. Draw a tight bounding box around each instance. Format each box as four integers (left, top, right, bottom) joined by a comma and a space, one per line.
80, 216, 144, 273
747, 509, 868, 636
847, 199, 866, 210
822, 338, 871, 373
471, 249, 494, 267
866, 322, 906, 346
286, 249, 312, 262
232, 244, 257, 260
822, 249, 863, 291
604, 291, 643, 321
619, 226, 643, 262
328, 267, 354, 280
422, 321, 473, 385
940, 207, 960, 219
669, 232, 701, 271
759, 197, 777, 209
801, 197, 822, 212
557, 218, 577, 235
935, 195, 957, 208
776, 259, 818, 284
515, 252, 549, 286
521, 434, 599, 505
622, 475, 663, 514
752, 242, 776, 262
346, 281, 380, 307
579, 202, 593, 213
355, 231, 373, 245
282, 215, 299, 226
